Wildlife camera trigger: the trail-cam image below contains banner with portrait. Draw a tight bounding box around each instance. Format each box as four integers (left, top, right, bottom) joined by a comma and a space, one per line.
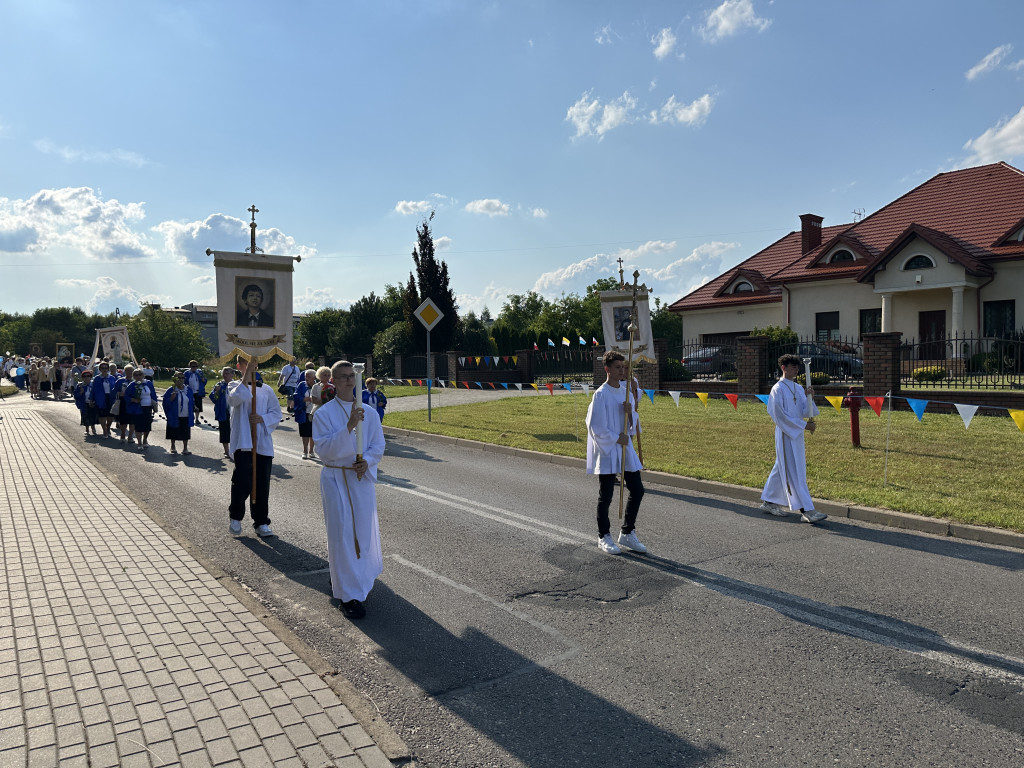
599, 289, 656, 364
89, 326, 138, 366
211, 250, 296, 363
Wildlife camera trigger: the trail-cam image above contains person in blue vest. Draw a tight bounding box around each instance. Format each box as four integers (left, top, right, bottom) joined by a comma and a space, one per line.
112, 364, 136, 445
74, 369, 99, 437
184, 360, 208, 418
293, 368, 316, 459
91, 360, 118, 438
208, 366, 235, 458
361, 377, 387, 422
125, 368, 158, 450
163, 371, 195, 455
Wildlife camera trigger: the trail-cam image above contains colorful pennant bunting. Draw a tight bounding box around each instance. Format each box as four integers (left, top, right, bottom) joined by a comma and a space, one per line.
724, 393, 739, 410
545, 382, 555, 395
865, 396, 884, 416
668, 391, 681, 407
644, 388, 655, 404
954, 403, 978, 429
755, 394, 769, 405
1009, 410, 1024, 431
825, 395, 844, 414
906, 398, 928, 421
696, 392, 709, 408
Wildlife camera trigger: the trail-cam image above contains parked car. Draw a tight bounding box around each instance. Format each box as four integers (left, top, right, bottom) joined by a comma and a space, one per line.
681, 346, 737, 376
792, 342, 863, 379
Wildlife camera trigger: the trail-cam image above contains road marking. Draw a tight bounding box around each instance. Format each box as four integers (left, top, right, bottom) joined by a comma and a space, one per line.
381, 477, 1024, 688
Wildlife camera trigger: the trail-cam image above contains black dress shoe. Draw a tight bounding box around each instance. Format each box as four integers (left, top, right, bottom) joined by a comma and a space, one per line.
340, 600, 366, 619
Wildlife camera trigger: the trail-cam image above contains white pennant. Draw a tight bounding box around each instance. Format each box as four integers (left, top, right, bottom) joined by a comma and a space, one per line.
955, 403, 979, 429
514, 383, 523, 391
582, 383, 591, 397
668, 391, 681, 407
458, 357, 465, 366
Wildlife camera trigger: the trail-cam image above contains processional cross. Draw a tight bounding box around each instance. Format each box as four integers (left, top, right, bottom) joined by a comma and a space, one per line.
246, 204, 263, 254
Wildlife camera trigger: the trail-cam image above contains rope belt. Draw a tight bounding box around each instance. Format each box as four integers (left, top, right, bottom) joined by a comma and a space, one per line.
324, 464, 361, 558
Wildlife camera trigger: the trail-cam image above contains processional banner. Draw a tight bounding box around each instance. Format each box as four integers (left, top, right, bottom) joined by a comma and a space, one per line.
599, 288, 656, 364
210, 250, 296, 363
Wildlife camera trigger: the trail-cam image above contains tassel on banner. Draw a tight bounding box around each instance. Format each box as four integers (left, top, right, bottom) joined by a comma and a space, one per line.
696, 392, 709, 408
724, 393, 739, 410
826, 395, 845, 414
955, 403, 979, 429
865, 396, 884, 416
1009, 409, 1024, 431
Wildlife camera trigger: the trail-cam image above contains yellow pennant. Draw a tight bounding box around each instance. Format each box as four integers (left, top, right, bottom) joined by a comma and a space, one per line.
512, 356, 518, 365
696, 392, 709, 408
475, 356, 481, 365
826, 395, 844, 414
405, 379, 413, 385
530, 383, 539, 391
1010, 409, 1024, 432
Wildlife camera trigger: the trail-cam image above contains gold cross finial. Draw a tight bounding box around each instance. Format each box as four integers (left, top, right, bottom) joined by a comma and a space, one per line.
246, 205, 263, 254
617, 257, 625, 287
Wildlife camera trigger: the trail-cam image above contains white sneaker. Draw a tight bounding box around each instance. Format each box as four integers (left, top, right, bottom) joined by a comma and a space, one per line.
308, 451, 317, 459
801, 510, 828, 524
598, 534, 621, 555
759, 501, 789, 517
617, 531, 648, 554
255, 524, 276, 538
301, 452, 308, 460
229, 519, 242, 535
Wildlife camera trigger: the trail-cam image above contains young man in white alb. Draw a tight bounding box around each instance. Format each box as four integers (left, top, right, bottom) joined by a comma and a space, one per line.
759, 353, 827, 523
585, 349, 648, 555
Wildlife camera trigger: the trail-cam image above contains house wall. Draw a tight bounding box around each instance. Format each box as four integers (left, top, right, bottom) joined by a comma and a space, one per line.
978, 261, 1024, 326
787, 280, 878, 338
873, 238, 971, 293
679, 303, 782, 342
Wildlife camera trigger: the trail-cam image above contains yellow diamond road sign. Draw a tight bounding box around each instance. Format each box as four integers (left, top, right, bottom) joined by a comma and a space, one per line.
414, 298, 443, 331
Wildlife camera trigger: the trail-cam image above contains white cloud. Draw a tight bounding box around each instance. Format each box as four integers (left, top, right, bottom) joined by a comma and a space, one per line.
191, 275, 215, 286
965, 44, 1013, 81
33, 139, 153, 168
465, 199, 510, 216
293, 285, 340, 312
531, 207, 549, 219
595, 24, 615, 45
395, 200, 432, 215
153, 213, 316, 266
645, 241, 738, 282
566, 90, 638, 139
457, 281, 509, 316
53, 276, 169, 313
699, 0, 771, 43
649, 93, 715, 126
433, 235, 453, 250
0, 187, 158, 261
533, 254, 605, 295
1009, 59, 1024, 72
962, 105, 1024, 164
652, 28, 678, 60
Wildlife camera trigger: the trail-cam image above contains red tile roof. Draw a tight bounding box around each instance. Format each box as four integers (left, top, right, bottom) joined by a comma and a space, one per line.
670, 161, 1024, 312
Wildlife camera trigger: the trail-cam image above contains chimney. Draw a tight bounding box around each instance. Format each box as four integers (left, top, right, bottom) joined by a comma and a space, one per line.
800, 214, 823, 254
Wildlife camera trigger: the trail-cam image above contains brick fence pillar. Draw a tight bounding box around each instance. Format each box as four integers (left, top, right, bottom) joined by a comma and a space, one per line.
364, 354, 373, 380
593, 346, 605, 387
862, 332, 902, 396
737, 335, 769, 394
516, 349, 533, 383
393, 354, 402, 380
447, 351, 461, 386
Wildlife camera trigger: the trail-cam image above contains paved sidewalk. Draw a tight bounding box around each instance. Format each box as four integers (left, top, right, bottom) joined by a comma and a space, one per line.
0, 407, 394, 768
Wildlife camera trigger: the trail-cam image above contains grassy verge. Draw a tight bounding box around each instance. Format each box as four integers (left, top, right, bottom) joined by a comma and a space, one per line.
386, 393, 1024, 532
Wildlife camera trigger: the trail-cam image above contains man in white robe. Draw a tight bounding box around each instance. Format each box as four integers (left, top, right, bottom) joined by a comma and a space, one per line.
586, 350, 648, 555
313, 360, 386, 619
759, 353, 827, 523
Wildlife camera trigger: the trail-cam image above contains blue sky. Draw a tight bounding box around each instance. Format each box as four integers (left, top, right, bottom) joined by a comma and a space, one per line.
2, 0, 1023, 321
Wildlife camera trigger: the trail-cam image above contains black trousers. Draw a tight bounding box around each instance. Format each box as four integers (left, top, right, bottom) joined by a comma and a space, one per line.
597, 471, 644, 537
230, 450, 273, 526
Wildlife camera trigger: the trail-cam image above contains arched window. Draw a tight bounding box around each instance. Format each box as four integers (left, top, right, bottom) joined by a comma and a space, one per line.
732, 281, 754, 293
829, 249, 855, 263
903, 254, 935, 270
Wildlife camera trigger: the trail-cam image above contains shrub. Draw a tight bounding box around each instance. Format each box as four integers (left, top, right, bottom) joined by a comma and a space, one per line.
721, 371, 738, 381
796, 372, 830, 385
912, 366, 948, 382
664, 359, 692, 381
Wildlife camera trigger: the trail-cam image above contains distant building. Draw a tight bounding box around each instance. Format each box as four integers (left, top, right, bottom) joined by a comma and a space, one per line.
669, 161, 1024, 353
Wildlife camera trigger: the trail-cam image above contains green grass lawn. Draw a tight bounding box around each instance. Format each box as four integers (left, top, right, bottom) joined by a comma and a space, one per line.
387, 393, 1024, 532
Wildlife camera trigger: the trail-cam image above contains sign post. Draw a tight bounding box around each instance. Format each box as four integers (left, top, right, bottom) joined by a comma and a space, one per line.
413, 298, 444, 422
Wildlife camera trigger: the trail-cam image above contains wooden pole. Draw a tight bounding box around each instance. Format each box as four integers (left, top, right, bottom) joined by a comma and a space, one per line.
250, 357, 258, 503
617, 271, 641, 520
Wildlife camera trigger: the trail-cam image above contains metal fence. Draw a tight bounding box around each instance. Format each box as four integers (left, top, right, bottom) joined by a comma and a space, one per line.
763, 337, 864, 383
400, 355, 449, 381
531, 348, 596, 383
667, 341, 739, 381
900, 333, 1024, 389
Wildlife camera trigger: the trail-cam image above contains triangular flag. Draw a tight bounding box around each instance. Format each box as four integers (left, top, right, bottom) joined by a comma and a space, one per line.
462, 381, 470, 389
475, 357, 481, 366
475, 381, 482, 388
512, 356, 518, 365
696, 392, 709, 408
438, 379, 446, 388
825, 395, 844, 414
592, 337, 599, 346
530, 383, 539, 392
644, 388, 655, 404
724, 393, 739, 410
533, 343, 538, 350
545, 382, 555, 395
458, 357, 465, 366
755, 394, 769, 405
1009, 409, 1024, 431
562, 383, 572, 392
579, 336, 586, 345
514, 383, 523, 391
583, 384, 591, 397
955, 403, 979, 429
405, 379, 413, 385
483, 356, 490, 366
487, 382, 496, 389
668, 391, 681, 407
500, 382, 509, 389
562, 337, 570, 347
502, 356, 509, 364
416, 379, 423, 386
865, 396, 884, 416
547, 338, 555, 347
906, 398, 928, 421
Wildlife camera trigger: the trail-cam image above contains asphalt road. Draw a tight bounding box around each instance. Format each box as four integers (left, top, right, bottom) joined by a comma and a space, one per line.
40, 397, 1024, 767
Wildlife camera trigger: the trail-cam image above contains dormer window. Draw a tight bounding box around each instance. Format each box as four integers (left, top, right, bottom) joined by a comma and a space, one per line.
903, 254, 935, 270
732, 281, 754, 293
829, 249, 856, 263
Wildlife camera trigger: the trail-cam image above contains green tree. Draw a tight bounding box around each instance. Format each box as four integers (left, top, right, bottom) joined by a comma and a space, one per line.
650, 297, 682, 347
294, 308, 349, 361
751, 324, 798, 344
458, 311, 495, 356
497, 292, 550, 333
372, 321, 413, 375
409, 215, 459, 351
125, 305, 211, 368
0, 315, 33, 355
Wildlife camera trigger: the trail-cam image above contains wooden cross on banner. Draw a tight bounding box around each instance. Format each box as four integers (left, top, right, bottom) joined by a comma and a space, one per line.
247, 204, 263, 254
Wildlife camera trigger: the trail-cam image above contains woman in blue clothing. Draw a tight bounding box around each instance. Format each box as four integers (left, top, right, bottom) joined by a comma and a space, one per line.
184, 360, 208, 417
74, 369, 99, 437
125, 368, 158, 450
163, 372, 195, 455
91, 361, 118, 438
208, 366, 234, 458
293, 369, 316, 459
113, 365, 136, 444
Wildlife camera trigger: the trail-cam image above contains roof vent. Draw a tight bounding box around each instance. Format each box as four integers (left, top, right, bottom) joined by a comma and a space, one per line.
800, 214, 824, 254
